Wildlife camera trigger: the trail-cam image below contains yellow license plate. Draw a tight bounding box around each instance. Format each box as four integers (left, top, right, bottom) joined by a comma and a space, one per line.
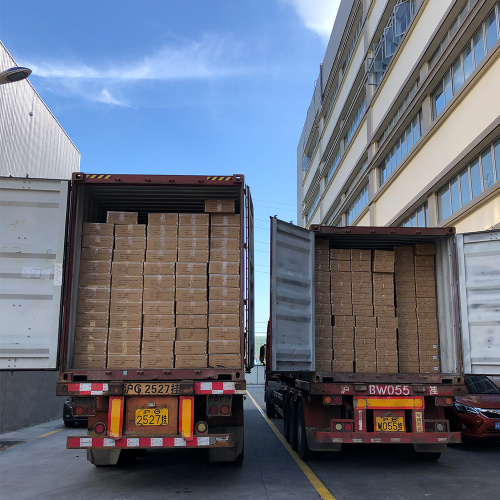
135, 408, 169, 426
376, 416, 405, 432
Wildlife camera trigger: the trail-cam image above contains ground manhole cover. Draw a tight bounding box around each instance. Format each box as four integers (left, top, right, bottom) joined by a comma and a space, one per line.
0, 441, 24, 451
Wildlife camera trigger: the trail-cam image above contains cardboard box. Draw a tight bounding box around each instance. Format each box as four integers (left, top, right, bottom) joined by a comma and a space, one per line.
109, 314, 142, 329
355, 338, 376, 350
78, 273, 111, 288
204, 199, 235, 213
80, 260, 112, 274
141, 354, 174, 368
376, 338, 398, 350
210, 214, 240, 226
73, 354, 107, 369
377, 362, 399, 374
80, 247, 113, 261
112, 275, 143, 289
333, 316, 355, 327
329, 248, 350, 261
330, 260, 351, 272
330, 271, 352, 284
209, 249, 240, 262
114, 236, 146, 251
208, 340, 240, 354
209, 300, 239, 314
115, 224, 146, 237
143, 262, 176, 275
113, 249, 145, 262
209, 274, 240, 288
148, 213, 178, 226
143, 301, 175, 315
331, 360, 353, 372
209, 327, 240, 341
176, 328, 208, 341
73, 340, 108, 356
333, 349, 354, 361
414, 243, 437, 255
315, 337, 333, 350
208, 354, 241, 368
176, 275, 207, 289
145, 250, 177, 262
107, 341, 141, 355
143, 275, 175, 289
209, 287, 240, 301
316, 360, 333, 371
355, 316, 377, 328
208, 261, 239, 275
175, 354, 208, 368
75, 327, 108, 342
332, 304, 353, 315
77, 300, 110, 314
350, 249, 372, 272
377, 317, 398, 329
111, 261, 144, 276
76, 312, 109, 328
178, 214, 209, 226
144, 315, 175, 328
315, 281, 331, 294
351, 293, 373, 306
354, 327, 376, 339
332, 326, 353, 338
107, 355, 141, 369
211, 226, 240, 239
355, 360, 377, 373
178, 226, 209, 238
316, 315, 333, 328
373, 305, 395, 316
142, 341, 174, 355
176, 315, 207, 329
107, 211, 138, 224
176, 301, 208, 315
332, 337, 354, 349
352, 304, 374, 316
177, 249, 209, 263
175, 262, 206, 276
83, 222, 114, 236
143, 288, 175, 301
416, 283, 436, 298
210, 238, 240, 251
82, 235, 114, 248
315, 348, 333, 361
142, 327, 176, 342
208, 314, 239, 327
176, 288, 207, 301
111, 288, 143, 302
147, 225, 178, 238
108, 328, 142, 342
414, 255, 435, 268
147, 237, 178, 250
372, 294, 395, 307
375, 328, 397, 339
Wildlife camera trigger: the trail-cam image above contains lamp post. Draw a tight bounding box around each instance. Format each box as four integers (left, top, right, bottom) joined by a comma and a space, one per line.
0, 66, 32, 85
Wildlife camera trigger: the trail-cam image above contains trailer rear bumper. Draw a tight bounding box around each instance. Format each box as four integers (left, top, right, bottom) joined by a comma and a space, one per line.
67, 434, 233, 449
312, 430, 462, 445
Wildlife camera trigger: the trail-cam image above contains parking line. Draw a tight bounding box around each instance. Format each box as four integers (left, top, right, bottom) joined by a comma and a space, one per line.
247, 391, 336, 500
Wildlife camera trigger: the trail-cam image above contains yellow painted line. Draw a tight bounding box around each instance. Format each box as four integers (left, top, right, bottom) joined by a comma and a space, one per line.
247, 391, 336, 500
38, 429, 64, 438
2, 427, 64, 450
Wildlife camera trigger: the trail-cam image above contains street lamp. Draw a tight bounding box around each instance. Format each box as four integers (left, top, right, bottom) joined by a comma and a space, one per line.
0, 66, 32, 85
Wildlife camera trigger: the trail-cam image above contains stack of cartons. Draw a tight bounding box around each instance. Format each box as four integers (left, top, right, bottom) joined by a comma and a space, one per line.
414, 244, 439, 373
394, 246, 419, 373
108, 212, 143, 369
142, 213, 177, 368
73, 222, 113, 368
208, 205, 241, 369
176, 214, 209, 368
315, 240, 332, 371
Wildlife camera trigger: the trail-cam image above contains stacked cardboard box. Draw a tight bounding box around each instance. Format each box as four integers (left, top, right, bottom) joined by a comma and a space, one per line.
73, 222, 113, 368
208, 206, 241, 368
315, 240, 332, 371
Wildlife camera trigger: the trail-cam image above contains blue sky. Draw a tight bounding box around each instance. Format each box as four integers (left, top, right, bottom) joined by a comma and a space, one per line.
1, 0, 339, 338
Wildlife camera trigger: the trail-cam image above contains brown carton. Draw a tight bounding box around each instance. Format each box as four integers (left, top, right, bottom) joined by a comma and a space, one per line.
143, 301, 175, 315
354, 327, 376, 339
375, 328, 397, 339
376, 338, 398, 350
176, 301, 208, 315
355, 316, 377, 328
78, 273, 111, 288
208, 261, 239, 275
175, 354, 208, 368
107, 211, 138, 224
82, 235, 114, 248
208, 248, 240, 262
209, 300, 240, 314
332, 304, 353, 315
333, 349, 355, 361
210, 214, 240, 226
147, 237, 178, 251
147, 225, 178, 238
209, 327, 240, 341
145, 250, 177, 262
142, 327, 176, 342
355, 338, 376, 350
331, 360, 354, 372
76, 312, 109, 328
316, 360, 333, 371
108, 328, 142, 342
109, 314, 142, 329
329, 248, 351, 260
107, 355, 140, 369
176, 262, 207, 275
315, 349, 333, 361
315, 337, 333, 350
77, 300, 110, 314
352, 304, 374, 316
204, 199, 235, 213
208, 314, 239, 327
176, 315, 207, 329
75, 327, 108, 342
355, 360, 377, 373
143, 288, 175, 301
210, 226, 240, 239
175, 276, 207, 289
178, 214, 209, 226
112, 275, 143, 289
114, 224, 146, 237
334, 316, 355, 327
330, 260, 351, 272
210, 238, 240, 251
73, 355, 107, 369
316, 315, 333, 328
177, 249, 209, 263
141, 354, 174, 368
113, 249, 145, 262
332, 326, 353, 339
148, 213, 178, 226
373, 305, 395, 316
143, 275, 175, 289
176, 329, 208, 341
107, 341, 141, 355
209, 287, 240, 301
80, 260, 112, 274
332, 337, 354, 349
208, 340, 240, 354
372, 294, 395, 307
209, 354, 241, 368
414, 243, 437, 255
114, 237, 146, 251
144, 315, 175, 328
80, 247, 113, 261
143, 262, 176, 275
176, 288, 207, 301
111, 288, 143, 302
83, 222, 114, 236
73, 340, 108, 356
178, 226, 209, 238
209, 274, 240, 288
377, 317, 399, 329
414, 255, 435, 268
111, 261, 144, 276
142, 341, 174, 355
351, 293, 373, 306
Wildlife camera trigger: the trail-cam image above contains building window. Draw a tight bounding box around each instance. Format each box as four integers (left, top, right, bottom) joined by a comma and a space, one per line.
344, 99, 366, 149
438, 139, 500, 221
347, 184, 369, 224
432, 3, 500, 119
401, 202, 429, 227
305, 189, 321, 223
325, 149, 341, 185
379, 111, 422, 185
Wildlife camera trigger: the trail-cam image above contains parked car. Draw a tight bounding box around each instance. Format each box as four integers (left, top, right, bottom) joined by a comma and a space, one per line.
451, 375, 500, 440
63, 397, 88, 428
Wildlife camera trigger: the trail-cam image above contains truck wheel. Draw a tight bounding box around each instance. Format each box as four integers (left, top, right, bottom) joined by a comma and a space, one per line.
296, 400, 312, 460
289, 398, 298, 451
283, 395, 291, 442
265, 387, 276, 418
422, 452, 441, 462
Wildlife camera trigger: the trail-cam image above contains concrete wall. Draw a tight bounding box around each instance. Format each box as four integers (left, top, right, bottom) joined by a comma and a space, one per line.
0, 371, 63, 433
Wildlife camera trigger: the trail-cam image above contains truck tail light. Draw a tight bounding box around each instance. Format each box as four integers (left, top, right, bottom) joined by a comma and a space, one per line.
72, 397, 96, 417
206, 395, 232, 417
323, 396, 342, 405
94, 422, 106, 435
331, 420, 354, 432
434, 397, 453, 406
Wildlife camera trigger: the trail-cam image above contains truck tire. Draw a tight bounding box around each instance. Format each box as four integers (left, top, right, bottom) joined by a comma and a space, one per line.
265, 387, 276, 418
296, 400, 313, 460
289, 398, 298, 451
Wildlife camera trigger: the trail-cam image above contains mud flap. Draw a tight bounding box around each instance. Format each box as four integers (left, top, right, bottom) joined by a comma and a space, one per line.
87, 448, 122, 466
208, 426, 244, 463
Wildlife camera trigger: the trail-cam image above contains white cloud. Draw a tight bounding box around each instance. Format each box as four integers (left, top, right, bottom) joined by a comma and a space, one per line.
284, 0, 340, 43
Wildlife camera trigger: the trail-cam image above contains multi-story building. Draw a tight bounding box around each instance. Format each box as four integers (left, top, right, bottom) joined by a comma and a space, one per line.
297, 0, 500, 233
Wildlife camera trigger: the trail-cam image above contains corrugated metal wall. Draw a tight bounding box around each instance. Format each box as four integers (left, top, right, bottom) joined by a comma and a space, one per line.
0, 42, 80, 179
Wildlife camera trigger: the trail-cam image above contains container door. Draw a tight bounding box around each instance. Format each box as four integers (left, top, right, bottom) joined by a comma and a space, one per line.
456, 230, 500, 375
270, 218, 315, 372
0, 177, 69, 369
244, 186, 255, 372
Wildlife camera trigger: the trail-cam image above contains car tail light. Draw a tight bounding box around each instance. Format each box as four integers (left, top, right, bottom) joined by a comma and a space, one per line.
206, 395, 232, 417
